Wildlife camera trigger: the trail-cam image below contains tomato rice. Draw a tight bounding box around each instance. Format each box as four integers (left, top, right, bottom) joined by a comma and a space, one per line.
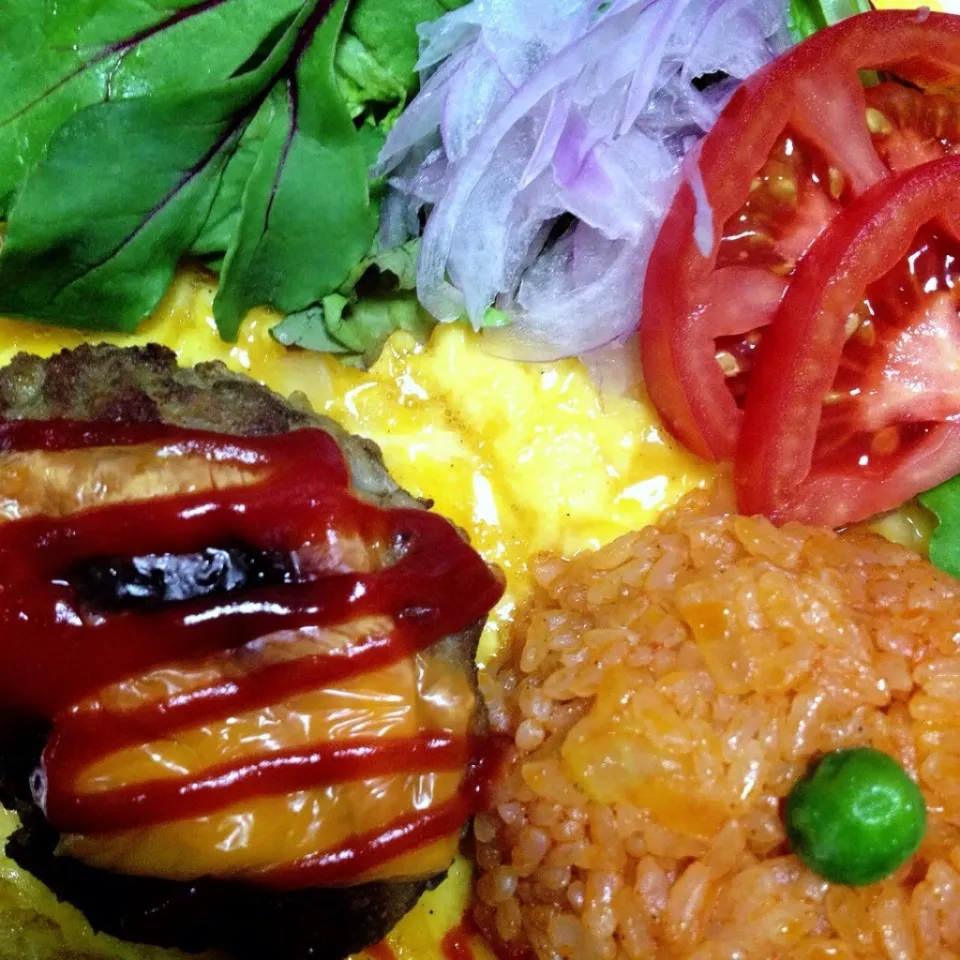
474, 490, 960, 959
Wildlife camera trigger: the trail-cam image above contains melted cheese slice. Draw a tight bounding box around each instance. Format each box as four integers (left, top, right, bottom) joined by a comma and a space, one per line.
0, 441, 473, 885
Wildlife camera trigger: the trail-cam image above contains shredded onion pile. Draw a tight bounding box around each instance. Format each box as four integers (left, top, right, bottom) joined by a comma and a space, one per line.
377, 0, 789, 361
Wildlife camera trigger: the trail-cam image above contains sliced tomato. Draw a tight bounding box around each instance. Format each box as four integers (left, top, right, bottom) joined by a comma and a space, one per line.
641, 10, 960, 462
735, 155, 960, 527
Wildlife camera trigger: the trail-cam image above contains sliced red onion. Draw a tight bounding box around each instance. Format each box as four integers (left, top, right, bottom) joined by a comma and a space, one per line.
377, 46, 472, 175
483, 226, 647, 361
377, 0, 789, 359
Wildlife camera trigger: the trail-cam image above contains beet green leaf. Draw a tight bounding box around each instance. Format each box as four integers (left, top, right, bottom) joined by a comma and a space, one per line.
0, 0, 302, 214
214, 0, 374, 338
0, 89, 252, 329
188, 86, 286, 267
0, 0, 456, 352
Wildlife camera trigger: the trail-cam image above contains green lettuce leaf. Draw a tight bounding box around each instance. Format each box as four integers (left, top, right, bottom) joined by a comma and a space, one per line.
335, 0, 467, 114
919, 478, 960, 578
335, 32, 409, 117
271, 239, 513, 366
342, 238, 420, 291
272, 294, 434, 366
272, 239, 428, 365
788, 0, 872, 41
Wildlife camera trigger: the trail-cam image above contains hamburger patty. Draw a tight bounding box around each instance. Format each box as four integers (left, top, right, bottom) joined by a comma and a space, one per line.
0, 344, 485, 960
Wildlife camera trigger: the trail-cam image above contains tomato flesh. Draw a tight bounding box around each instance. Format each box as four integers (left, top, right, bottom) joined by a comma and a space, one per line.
826, 225, 960, 436
867, 82, 960, 172
641, 11, 960, 463
717, 131, 848, 277
711, 130, 849, 406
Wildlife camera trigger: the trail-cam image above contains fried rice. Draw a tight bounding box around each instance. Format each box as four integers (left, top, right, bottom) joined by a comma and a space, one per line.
474, 489, 960, 959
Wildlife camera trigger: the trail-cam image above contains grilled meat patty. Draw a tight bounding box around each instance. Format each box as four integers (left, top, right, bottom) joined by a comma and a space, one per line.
0, 344, 485, 960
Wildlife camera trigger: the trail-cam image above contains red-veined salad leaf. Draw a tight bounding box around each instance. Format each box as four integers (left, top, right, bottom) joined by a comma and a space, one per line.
0, 0, 303, 216
213, 0, 375, 338
0, 0, 361, 334
0, 90, 251, 329
188, 87, 286, 268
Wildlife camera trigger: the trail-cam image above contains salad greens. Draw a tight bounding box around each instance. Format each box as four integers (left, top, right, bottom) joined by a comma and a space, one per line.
787, 0, 872, 40
919, 479, 960, 579
272, 239, 432, 365
0, 0, 862, 363
337, 0, 466, 118
0, 0, 300, 215
0, 0, 457, 344
213, 0, 373, 338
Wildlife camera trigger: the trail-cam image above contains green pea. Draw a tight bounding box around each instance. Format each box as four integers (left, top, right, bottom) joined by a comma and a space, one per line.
784, 747, 926, 887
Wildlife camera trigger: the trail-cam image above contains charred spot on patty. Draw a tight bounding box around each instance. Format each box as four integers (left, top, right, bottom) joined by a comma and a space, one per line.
72, 544, 300, 610
0, 344, 493, 960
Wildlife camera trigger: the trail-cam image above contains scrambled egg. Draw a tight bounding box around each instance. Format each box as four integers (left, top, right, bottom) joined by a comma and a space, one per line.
0, 266, 708, 960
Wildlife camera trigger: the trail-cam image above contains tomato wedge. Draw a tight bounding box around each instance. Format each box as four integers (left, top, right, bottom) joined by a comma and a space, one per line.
641, 10, 960, 462
735, 155, 960, 527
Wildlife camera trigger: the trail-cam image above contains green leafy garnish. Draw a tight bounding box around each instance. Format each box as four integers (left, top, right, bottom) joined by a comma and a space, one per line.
788, 0, 873, 41
272, 239, 431, 365
0, 0, 460, 359
189, 88, 287, 269
336, 0, 464, 116
0, 0, 353, 335
272, 239, 511, 365
213, 0, 374, 339
0, 89, 251, 330
919, 477, 960, 578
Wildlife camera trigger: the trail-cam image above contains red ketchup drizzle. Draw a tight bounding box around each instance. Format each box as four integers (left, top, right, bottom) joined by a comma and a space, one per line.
365, 943, 398, 960
442, 924, 475, 960
442, 911, 533, 960
0, 420, 504, 886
